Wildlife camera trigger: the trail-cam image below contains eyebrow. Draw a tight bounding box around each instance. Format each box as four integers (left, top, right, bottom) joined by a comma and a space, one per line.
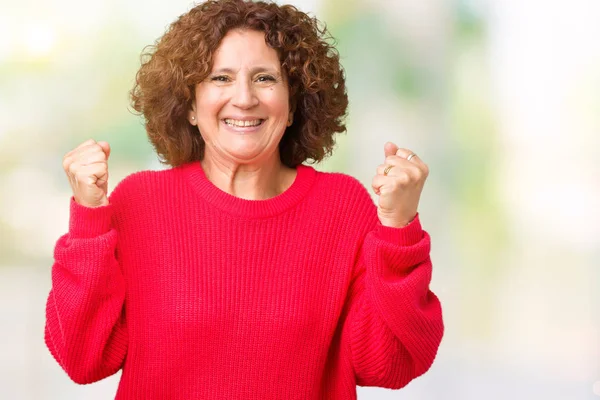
211, 66, 281, 75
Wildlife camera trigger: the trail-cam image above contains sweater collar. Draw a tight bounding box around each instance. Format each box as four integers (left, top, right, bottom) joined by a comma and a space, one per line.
180, 161, 316, 218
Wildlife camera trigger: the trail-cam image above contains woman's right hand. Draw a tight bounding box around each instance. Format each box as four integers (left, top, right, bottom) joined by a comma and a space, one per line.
63, 139, 111, 208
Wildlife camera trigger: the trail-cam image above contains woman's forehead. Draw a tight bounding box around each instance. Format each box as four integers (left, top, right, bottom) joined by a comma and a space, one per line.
211, 29, 281, 69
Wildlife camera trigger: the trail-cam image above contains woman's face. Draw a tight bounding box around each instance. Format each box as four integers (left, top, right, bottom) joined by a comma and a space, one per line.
190, 29, 292, 166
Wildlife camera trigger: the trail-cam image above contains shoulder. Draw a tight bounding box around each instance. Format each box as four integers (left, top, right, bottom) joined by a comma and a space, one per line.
314, 169, 373, 203
107, 167, 177, 204
312, 168, 377, 220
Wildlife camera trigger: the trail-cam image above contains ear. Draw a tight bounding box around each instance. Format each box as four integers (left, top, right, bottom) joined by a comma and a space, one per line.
287, 98, 296, 126
188, 104, 197, 126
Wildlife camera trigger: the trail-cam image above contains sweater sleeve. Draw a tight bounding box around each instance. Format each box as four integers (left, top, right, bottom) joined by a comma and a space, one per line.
44, 196, 128, 384
344, 213, 444, 389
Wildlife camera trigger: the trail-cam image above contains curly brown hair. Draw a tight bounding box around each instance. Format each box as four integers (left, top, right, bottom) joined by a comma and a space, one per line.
130, 0, 348, 168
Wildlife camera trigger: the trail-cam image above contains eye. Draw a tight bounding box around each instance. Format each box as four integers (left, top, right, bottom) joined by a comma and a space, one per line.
211, 75, 230, 82
256, 75, 276, 83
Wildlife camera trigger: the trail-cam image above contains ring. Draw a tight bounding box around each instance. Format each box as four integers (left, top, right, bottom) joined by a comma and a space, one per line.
383, 165, 393, 176
406, 153, 417, 162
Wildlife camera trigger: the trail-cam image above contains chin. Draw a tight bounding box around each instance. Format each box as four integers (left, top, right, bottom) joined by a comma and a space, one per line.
221, 141, 275, 161
224, 147, 269, 163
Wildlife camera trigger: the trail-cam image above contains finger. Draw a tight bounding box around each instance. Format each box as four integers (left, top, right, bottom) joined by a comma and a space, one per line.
97, 141, 111, 160
383, 155, 423, 176
76, 139, 96, 149
377, 164, 388, 176
63, 150, 100, 174
79, 152, 109, 167
384, 142, 399, 158
64, 139, 98, 159
395, 147, 421, 163
68, 160, 104, 182
380, 157, 423, 178
69, 140, 99, 159
372, 174, 384, 194
75, 164, 108, 186
379, 165, 424, 189
95, 175, 109, 185
371, 174, 393, 195
76, 144, 109, 163
384, 154, 408, 166
62, 154, 73, 172
393, 148, 428, 174
377, 163, 402, 176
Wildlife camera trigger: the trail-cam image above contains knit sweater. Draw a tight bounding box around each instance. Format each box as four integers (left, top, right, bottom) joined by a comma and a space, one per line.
44, 161, 444, 400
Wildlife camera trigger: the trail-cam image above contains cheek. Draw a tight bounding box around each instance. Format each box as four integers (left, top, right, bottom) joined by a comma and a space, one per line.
196, 88, 225, 117
264, 89, 290, 116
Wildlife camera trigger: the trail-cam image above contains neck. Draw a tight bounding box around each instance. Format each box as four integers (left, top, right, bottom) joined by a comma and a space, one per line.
200, 152, 294, 200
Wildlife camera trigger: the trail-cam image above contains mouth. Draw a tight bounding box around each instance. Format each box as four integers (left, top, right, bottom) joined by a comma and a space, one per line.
222, 118, 265, 128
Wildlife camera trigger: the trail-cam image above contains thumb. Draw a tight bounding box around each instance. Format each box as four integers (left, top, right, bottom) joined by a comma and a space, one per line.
97, 141, 111, 160
384, 141, 398, 158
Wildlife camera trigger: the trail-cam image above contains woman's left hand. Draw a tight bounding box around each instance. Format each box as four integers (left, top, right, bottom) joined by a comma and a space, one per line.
372, 142, 429, 228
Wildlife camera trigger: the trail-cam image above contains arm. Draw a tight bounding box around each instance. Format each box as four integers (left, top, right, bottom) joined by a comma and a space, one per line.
44, 197, 128, 384
344, 214, 443, 389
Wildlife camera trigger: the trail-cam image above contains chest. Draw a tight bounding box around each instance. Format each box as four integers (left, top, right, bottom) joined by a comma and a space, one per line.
117, 210, 356, 349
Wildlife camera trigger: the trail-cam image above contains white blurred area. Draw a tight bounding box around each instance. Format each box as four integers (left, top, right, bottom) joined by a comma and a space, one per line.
489, 0, 600, 387
0, 0, 598, 399
490, 0, 600, 248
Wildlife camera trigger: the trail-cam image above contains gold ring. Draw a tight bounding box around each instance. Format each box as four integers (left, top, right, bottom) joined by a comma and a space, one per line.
383, 165, 393, 176
407, 153, 417, 162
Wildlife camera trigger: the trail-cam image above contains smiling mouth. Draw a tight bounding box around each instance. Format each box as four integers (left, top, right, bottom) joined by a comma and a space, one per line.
223, 118, 265, 127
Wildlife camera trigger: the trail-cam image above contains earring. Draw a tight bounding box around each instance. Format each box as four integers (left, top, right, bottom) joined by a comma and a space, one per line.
192, 116, 195, 120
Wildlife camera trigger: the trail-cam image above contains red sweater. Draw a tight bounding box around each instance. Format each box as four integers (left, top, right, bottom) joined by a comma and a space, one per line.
44, 161, 443, 399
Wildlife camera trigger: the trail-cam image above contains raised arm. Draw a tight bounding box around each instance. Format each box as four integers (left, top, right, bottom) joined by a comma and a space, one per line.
344, 142, 443, 388
344, 215, 443, 388
44, 198, 128, 384
45, 138, 128, 383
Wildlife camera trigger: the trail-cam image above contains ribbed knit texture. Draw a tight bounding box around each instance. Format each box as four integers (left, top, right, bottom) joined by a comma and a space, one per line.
44, 161, 444, 400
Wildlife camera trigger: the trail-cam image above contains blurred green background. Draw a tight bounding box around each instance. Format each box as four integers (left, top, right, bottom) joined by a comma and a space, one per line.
1, 0, 598, 399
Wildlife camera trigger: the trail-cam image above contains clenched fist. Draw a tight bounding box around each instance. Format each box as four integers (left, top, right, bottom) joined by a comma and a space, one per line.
62, 139, 111, 208
372, 142, 429, 228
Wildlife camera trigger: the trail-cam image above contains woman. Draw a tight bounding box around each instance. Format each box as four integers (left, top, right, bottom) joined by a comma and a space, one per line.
45, 0, 443, 399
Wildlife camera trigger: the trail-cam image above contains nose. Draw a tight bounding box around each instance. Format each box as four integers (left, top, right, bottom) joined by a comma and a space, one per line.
231, 79, 259, 109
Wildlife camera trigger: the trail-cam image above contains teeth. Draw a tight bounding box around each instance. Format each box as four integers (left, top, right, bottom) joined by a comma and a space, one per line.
224, 119, 262, 127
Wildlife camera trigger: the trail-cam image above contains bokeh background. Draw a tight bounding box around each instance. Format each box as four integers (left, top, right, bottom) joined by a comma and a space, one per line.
1, 0, 599, 398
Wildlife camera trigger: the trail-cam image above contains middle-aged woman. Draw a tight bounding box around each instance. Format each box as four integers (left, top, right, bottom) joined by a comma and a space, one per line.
45, 0, 444, 399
